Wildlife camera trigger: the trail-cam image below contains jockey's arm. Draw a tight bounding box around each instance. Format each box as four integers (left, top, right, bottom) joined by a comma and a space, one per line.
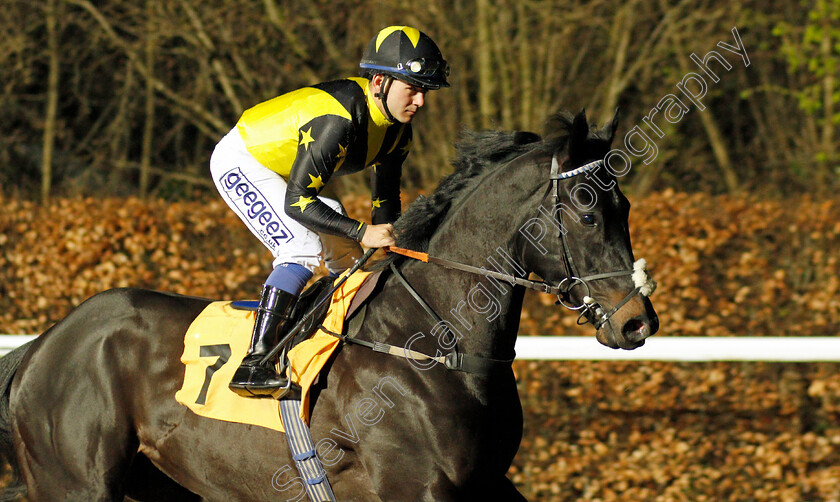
369, 127, 410, 226
284, 119, 368, 242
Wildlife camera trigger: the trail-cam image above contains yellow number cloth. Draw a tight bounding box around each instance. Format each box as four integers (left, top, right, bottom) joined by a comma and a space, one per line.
175, 270, 373, 432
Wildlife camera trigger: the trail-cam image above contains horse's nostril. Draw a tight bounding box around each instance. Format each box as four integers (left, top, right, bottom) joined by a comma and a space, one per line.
623, 319, 643, 334
622, 319, 650, 342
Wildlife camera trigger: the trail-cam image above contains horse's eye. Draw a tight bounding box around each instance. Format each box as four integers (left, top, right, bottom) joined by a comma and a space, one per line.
581, 214, 597, 226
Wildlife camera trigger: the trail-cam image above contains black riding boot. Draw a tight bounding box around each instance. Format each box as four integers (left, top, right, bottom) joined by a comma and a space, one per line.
229, 285, 297, 398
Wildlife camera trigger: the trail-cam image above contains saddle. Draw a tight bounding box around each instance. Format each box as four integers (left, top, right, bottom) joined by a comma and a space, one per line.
174, 270, 384, 433
231, 270, 383, 353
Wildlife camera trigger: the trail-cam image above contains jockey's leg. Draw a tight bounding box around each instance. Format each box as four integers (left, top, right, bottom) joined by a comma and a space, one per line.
229, 263, 311, 398
319, 230, 364, 276
210, 129, 324, 398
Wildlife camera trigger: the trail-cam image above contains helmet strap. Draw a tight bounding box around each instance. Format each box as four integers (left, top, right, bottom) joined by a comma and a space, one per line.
374, 74, 397, 123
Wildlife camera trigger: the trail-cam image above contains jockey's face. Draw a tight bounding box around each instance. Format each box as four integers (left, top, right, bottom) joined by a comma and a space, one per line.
372, 75, 427, 124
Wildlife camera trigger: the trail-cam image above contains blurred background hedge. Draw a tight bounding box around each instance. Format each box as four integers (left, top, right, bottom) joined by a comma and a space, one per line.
2, 0, 838, 201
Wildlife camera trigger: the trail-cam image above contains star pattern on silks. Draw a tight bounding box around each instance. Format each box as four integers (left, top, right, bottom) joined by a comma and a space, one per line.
307, 174, 325, 191
299, 127, 315, 150
291, 195, 315, 212
335, 144, 348, 170
401, 139, 412, 156
371, 197, 386, 209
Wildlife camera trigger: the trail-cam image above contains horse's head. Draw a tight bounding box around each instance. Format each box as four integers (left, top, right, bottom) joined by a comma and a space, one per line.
519, 109, 659, 349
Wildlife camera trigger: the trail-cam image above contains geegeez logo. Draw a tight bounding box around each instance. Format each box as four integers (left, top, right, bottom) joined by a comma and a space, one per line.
219, 167, 294, 249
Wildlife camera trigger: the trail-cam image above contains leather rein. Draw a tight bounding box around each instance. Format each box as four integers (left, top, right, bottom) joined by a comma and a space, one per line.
342, 153, 655, 375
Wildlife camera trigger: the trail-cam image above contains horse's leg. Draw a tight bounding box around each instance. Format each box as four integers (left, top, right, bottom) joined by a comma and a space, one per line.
308, 343, 527, 501
10, 289, 208, 501
13, 364, 138, 501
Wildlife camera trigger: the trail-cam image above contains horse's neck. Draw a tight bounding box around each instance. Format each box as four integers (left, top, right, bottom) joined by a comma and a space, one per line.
405, 160, 540, 360
394, 256, 524, 362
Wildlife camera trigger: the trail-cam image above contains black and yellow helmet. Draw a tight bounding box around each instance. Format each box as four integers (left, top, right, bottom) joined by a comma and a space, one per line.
359, 26, 450, 90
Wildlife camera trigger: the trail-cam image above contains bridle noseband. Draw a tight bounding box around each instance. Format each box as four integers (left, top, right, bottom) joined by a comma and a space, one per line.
547, 153, 655, 329
388, 152, 656, 331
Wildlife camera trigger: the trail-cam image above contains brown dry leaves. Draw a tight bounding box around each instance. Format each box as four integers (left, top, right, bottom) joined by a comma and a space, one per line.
0, 195, 268, 332
520, 190, 840, 338
2, 191, 840, 500
512, 359, 840, 500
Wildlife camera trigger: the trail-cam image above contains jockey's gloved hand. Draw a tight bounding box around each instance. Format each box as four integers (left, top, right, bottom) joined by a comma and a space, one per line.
361, 223, 395, 248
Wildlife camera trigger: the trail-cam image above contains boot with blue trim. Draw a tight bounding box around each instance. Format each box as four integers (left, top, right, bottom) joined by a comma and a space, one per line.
229, 285, 297, 398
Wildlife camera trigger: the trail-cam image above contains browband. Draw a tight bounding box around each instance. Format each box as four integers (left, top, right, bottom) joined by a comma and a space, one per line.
550, 155, 604, 180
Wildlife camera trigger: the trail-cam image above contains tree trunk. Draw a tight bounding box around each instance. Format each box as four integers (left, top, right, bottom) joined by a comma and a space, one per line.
42, 0, 59, 203
262, 0, 320, 85
140, 0, 155, 199
516, 0, 532, 130
476, 0, 495, 127
492, 5, 513, 129
675, 32, 740, 193
602, 2, 633, 123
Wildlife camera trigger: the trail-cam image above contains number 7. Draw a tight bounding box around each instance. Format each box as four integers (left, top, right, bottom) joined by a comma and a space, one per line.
195, 344, 232, 405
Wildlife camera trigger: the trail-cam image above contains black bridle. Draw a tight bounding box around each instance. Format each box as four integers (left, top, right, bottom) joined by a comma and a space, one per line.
387, 153, 653, 331
339, 155, 656, 375
548, 153, 650, 329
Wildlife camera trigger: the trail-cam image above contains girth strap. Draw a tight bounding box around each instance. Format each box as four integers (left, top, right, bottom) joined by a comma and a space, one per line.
279, 399, 337, 502
336, 330, 513, 375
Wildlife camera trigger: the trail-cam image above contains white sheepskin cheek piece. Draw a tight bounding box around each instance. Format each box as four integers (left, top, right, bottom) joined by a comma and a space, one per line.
632, 259, 657, 297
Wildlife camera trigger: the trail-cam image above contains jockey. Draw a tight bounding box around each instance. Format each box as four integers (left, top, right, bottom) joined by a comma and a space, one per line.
210, 26, 449, 398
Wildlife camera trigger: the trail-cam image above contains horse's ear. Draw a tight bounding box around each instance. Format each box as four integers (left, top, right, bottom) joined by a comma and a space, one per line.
573, 109, 588, 135
604, 107, 620, 142
568, 109, 589, 160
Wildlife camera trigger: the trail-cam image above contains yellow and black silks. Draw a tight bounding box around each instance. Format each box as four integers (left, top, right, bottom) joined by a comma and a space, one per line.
235, 78, 409, 240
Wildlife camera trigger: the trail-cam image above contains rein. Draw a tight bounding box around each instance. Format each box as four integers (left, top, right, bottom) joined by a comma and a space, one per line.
383, 246, 563, 295
384, 152, 655, 331
341, 153, 656, 375
383, 247, 653, 331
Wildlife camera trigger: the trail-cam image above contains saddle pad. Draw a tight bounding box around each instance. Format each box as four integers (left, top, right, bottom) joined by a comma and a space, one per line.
174, 270, 374, 432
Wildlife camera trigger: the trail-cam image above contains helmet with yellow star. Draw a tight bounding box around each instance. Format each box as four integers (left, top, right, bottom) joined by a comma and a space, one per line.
359, 26, 450, 90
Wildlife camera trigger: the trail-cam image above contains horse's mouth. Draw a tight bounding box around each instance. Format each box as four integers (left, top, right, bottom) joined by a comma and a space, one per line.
597, 316, 658, 350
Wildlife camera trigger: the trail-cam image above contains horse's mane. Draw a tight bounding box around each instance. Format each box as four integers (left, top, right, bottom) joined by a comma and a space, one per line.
390, 112, 577, 254
367, 112, 586, 271
390, 129, 537, 252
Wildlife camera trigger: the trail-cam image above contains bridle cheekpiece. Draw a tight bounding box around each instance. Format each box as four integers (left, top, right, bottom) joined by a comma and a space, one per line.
547, 153, 656, 329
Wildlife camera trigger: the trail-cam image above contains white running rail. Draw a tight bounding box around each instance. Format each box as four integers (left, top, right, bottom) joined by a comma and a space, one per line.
2, 335, 840, 361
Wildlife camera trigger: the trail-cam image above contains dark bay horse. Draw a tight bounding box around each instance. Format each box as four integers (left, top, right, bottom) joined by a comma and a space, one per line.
0, 110, 657, 501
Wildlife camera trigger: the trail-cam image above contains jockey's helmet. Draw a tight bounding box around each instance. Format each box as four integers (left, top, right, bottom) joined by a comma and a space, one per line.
359, 26, 450, 90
